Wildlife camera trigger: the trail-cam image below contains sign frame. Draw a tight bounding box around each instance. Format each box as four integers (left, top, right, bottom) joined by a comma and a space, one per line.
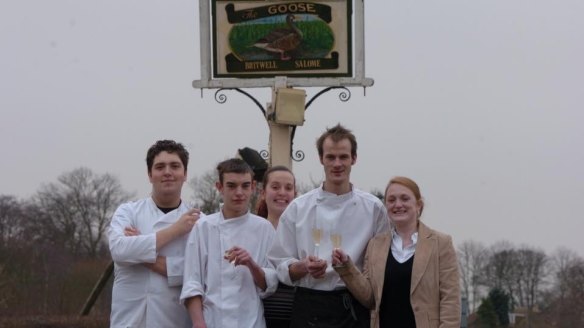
212, 0, 352, 78
194, 0, 373, 89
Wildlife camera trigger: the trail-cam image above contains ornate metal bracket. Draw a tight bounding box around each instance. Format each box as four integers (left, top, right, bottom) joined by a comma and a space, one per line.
290, 86, 351, 162
291, 149, 305, 162
214, 88, 266, 117
214, 88, 272, 162
212, 86, 352, 164
305, 86, 351, 110
259, 150, 270, 161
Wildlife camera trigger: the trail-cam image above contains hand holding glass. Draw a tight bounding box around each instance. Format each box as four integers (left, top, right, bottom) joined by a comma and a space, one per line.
224, 249, 235, 264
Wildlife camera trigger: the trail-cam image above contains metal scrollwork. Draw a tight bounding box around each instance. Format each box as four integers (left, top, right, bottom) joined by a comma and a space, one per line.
292, 150, 305, 162
337, 87, 351, 102
305, 86, 351, 110
214, 89, 228, 104
259, 150, 270, 160
213, 88, 266, 116
212, 85, 356, 164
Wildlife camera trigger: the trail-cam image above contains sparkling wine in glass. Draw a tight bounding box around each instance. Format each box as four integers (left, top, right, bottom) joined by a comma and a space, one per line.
312, 227, 322, 257
224, 249, 235, 264
223, 234, 237, 279
330, 233, 342, 249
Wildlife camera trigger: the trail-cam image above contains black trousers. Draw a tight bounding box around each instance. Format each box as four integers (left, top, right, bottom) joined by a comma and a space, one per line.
290, 287, 370, 328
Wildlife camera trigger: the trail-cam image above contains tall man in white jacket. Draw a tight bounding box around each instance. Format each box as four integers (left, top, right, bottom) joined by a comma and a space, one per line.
108, 140, 201, 328
181, 158, 278, 328
269, 124, 390, 328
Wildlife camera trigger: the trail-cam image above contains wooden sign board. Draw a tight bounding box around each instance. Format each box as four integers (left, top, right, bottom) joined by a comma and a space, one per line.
212, 0, 352, 78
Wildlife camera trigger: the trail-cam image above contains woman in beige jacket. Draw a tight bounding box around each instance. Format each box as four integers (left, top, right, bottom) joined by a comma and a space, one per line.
333, 177, 460, 328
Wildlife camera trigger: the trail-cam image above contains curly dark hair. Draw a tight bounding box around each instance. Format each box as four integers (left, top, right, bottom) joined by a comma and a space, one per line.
146, 140, 189, 172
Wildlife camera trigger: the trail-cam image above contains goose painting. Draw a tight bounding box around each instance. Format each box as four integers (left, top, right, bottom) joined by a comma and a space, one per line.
252, 14, 303, 60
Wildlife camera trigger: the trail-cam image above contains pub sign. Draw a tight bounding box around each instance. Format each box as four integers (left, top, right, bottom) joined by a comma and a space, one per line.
212, 0, 352, 78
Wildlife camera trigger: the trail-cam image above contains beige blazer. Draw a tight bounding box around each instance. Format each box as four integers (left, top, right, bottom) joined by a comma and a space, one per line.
335, 221, 461, 328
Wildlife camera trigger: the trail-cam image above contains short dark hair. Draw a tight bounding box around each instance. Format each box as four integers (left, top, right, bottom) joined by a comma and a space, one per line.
316, 123, 357, 158
216, 158, 254, 184
146, 140, 189, 172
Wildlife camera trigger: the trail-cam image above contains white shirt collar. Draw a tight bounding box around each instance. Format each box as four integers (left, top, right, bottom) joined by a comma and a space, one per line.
391, 228, 418, 263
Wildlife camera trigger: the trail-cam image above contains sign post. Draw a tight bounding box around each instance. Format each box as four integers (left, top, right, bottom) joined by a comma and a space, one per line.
195, 0, 373, 168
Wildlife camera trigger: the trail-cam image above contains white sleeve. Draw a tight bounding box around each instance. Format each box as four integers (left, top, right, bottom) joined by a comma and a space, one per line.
167, 212, 205, 286
374, 200, 390, 235
166, 254, 184, 287
108, 204, 156, 266
258, 227, 279, 298
268, 205, 301, 286
180, 223, 206, 303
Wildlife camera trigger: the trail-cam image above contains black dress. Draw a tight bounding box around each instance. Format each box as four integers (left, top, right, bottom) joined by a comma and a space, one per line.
263, 282, 295, 328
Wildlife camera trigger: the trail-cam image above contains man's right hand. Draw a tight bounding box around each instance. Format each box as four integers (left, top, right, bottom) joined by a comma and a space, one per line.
156, 208, 201, 252
306, 255, 327, 279
173, 208, 201, 235
290, 255, 328, 281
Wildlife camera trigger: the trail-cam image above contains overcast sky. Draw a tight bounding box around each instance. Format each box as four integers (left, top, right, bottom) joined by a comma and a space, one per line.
2, 1, 583, 257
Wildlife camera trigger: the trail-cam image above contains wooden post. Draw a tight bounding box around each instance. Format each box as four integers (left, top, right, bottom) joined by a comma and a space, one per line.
79, 260, 114, 316
268, 120, 292, 168
267, 77, 292, 169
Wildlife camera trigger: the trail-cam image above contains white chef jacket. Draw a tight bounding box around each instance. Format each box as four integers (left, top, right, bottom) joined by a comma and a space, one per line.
269, 185, 390, 291
108, 197, 192, 328
180, 210, 278, 328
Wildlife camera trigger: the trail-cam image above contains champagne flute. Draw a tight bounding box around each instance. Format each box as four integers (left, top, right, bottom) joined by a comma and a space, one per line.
312, 225, 322, 257
223, 233, 237, 279
224, 249, 235, 264
330, 232, 342, 249
330, 223, 343, 268
328, 219, 342, 249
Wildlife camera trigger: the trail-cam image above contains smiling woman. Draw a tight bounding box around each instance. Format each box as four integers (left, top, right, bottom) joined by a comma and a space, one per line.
333, 177, 461, 328
255, 165, 297, 328
256, 166, 296, 229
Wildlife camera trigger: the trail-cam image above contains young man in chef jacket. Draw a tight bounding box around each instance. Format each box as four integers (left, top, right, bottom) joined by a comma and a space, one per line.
181, 158, 278, 328
108, 140, 202, 328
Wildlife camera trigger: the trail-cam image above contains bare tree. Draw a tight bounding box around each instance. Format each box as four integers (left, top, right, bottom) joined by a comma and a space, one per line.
479, 242, 551, 328
188, 170, 221, 214
0, 198, 73, 315
297, 176, 321, 195
561, 258, 584, 327
458, 240, 487, 312
34, 167, 133, 257
514, 246, 548, 328
0, 195, 32, 311
482, 242, 520, 310
0, 263, 9, 310
549, 248, 584, 328
0, 195, 23, 248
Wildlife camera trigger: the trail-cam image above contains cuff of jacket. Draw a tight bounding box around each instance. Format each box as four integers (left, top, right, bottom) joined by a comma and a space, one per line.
333, 256, 358, 277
